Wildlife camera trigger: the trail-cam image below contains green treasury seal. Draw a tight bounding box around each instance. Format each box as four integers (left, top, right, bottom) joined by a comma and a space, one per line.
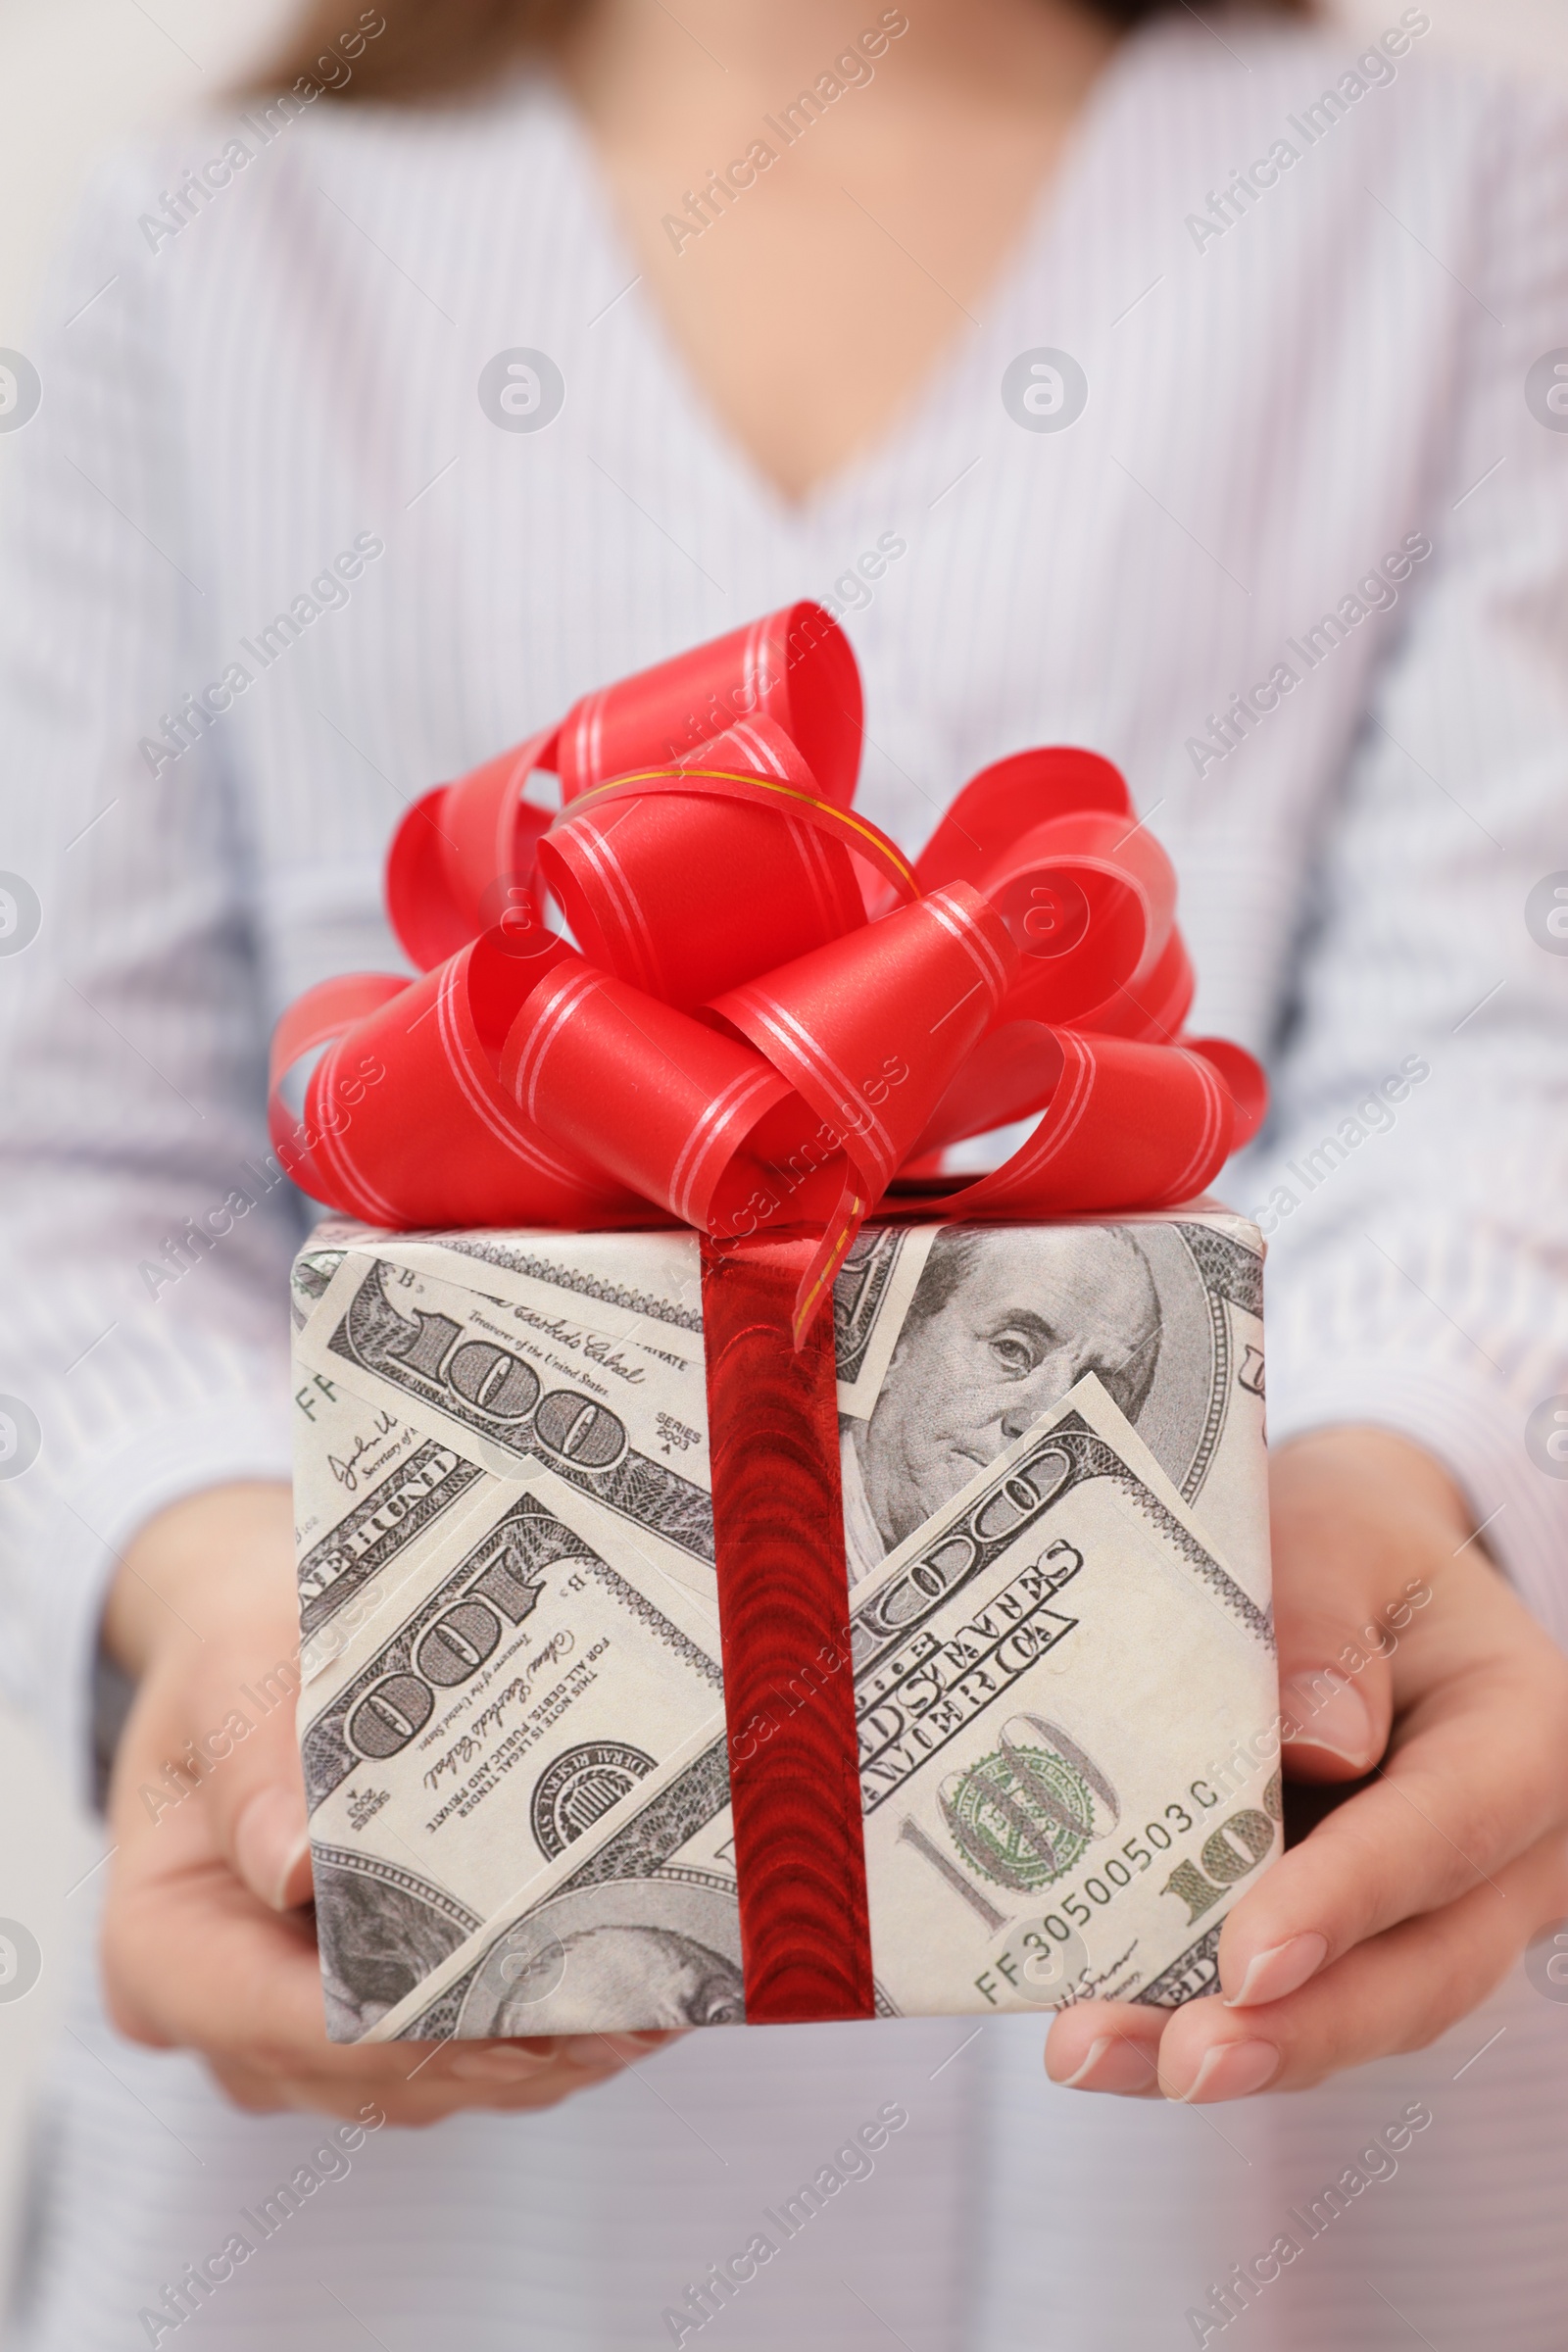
940, 1728, 1107, 1893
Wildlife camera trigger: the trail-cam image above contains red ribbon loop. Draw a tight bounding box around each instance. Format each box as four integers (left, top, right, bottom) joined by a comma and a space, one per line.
711, 881, 1015, 1200
537, 717, 897, 1011
384, 603, 864, 974
555, 602, 863, 810
270, 601, 1267, 1341
499, 952, 806, 1234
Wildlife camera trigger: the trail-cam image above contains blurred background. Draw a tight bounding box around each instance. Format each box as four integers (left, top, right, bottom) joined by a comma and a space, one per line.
1, 0, 1565, 2310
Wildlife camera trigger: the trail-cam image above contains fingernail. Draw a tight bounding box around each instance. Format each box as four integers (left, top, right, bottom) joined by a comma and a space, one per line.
1057, 2035, 1159, 2093
233, 1788, 311, 1911
449, 2045, 551, 2082
1225, 1932, 1329, 2009
276, 1828, 313, 1910
1280, 1668, 1378, 1767
1175, 2039, 1280, 2103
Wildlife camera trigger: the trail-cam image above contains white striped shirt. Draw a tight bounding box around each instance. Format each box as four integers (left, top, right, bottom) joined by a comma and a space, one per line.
4, 15, 1568, 2348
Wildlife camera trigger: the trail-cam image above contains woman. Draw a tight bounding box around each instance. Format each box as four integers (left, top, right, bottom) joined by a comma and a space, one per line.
3, 0, 1568, 2343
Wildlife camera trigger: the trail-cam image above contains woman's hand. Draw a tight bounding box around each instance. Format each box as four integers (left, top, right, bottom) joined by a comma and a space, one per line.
101, 1483, 676, 2123
1045, 1426, 1568, 2102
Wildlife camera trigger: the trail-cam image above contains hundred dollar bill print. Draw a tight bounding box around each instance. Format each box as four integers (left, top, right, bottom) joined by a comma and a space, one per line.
299, 1471, 732, 2041
852, 1374, 1277, 2017
833, 1207, 1268, 1607
291, 1383, 490, 1672
293, 1215, 1274, 2037
293, 1235, 718, 1611
386, 1738, 744, 2043
833, 1224, 941, 1415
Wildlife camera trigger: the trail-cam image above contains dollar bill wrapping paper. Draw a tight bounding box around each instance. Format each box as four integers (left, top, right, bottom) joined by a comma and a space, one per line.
290, 1206, 1277, 2043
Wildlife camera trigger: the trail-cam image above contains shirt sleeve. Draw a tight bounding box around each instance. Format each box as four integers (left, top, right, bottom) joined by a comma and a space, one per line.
1234, 83, 1568, 1646
0, 154, 304, 1801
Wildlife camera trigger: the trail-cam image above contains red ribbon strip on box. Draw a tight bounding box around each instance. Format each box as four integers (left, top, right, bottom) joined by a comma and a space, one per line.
271, 602, 1266, 2026
699, 1231, 875, 2023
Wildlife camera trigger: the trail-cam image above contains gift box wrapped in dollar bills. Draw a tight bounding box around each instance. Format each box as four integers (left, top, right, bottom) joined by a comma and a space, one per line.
274, 602, 1279, 2041
290, 1206, 1275, 2043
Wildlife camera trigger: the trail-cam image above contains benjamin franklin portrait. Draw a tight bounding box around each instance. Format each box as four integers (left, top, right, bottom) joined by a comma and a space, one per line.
840, 1225, 1161, 1583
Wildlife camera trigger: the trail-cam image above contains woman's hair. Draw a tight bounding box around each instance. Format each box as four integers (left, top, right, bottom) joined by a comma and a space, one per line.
254, 1, 1310, 107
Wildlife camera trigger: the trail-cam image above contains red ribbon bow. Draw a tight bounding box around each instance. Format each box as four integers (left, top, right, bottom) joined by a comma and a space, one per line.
270, 602, 1264, 1344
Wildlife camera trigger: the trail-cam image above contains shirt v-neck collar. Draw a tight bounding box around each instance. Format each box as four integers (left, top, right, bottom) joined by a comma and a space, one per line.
527, 15, 1176, 533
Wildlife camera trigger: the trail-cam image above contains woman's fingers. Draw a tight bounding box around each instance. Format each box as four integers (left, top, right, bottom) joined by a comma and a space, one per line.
205, 2030, 662, 2126
105, 1850, 345, 2059
106, 1758, 443, 2082
1043, 2002, 1165, 2096
203, 2055, 601, 2126
106, 1485, 315, 1912
1218, 1562, 1568, 2008
1044, 1432, 1568, 2104
1166, 1827, 1568, 2097
1049, 1828, 1568, 2100
1200, 1428, 1568, 2030
110, 1629, 314, 1918
106, 1799, 674, 2121
1266, 1430, 1460, 1783
1223, 1702, 1553, 1999
109, 1865, 612, 2093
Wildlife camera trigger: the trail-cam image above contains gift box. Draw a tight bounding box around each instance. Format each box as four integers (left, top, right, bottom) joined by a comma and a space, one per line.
290, 1208, 1276, 2041
274, 603, 1280, 2040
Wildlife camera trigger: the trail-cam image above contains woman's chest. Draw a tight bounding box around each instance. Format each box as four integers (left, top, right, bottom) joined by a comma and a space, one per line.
177, 93, 1458, 1033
